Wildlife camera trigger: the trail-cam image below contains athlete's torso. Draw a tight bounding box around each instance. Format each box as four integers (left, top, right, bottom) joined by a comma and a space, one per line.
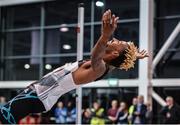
33, 60, 109, 111
33, 61, 81, 111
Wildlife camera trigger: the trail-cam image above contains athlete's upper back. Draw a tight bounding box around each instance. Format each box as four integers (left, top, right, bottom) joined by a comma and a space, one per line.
33, 60, 109, 111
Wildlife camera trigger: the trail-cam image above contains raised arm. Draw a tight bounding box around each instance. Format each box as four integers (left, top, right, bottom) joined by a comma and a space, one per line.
91, 10, 119, 71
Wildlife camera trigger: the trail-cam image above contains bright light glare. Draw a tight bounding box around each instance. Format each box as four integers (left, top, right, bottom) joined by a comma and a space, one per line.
63, 44, 71, 50
60, 24, 69, 32
45, 64, 52, 70
96, 1, 104, 7
60, 27, 69, 32
24, 64, 30, 69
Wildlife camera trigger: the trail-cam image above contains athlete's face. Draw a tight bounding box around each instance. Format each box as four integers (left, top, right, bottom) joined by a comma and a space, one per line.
107, 38, 128, 53
103, 38, 128, 62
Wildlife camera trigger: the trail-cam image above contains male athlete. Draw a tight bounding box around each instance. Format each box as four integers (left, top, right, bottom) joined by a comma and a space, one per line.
0, 10, 148, 124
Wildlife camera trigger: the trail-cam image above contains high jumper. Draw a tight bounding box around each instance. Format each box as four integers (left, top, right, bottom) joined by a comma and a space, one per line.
0, 10, 148, 124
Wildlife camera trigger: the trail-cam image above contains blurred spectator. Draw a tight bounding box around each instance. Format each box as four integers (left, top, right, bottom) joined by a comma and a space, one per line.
82, 108, 91, 124
117, 102, 128, 124
107, 100, 118, 124
0, 96, 6, 107
109, 102, 128, 125
54, 101, 67, 124
66, 101, 76, 124
160, 96, 180, 124
90, 101, 105, 125
132, 95, 147, 124
128, 97, 137, 124
19, 114, 41, 124
145, 102, 153, 124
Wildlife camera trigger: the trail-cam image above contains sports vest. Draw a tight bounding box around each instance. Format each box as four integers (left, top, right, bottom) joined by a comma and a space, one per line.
34, 61, 81, 111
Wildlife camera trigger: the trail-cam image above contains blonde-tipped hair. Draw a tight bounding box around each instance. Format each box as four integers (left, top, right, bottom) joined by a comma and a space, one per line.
119, 42, 138, 71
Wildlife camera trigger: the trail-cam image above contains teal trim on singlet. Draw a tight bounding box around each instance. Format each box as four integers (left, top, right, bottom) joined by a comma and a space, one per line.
0, 90, 38, 124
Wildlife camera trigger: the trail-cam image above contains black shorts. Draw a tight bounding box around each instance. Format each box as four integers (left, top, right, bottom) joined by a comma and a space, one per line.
0, 87, 45, 124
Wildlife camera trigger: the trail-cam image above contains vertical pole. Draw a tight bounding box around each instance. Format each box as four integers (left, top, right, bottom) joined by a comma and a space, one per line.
90, 0, 94, 50
76, 3, 84, 124
139, 0, 154, 103
39, 3, 45, 78
0, 8, 5, 80
0, 8, 3, 80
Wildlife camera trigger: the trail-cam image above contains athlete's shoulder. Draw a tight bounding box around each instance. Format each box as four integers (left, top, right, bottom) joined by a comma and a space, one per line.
78, 59, 92, 69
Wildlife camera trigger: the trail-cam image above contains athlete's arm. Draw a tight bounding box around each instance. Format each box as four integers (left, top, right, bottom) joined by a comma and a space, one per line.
91, 10, 119, 71
72, 10, 119, 85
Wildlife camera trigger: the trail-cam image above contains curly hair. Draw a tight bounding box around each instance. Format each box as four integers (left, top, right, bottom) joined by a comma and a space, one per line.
108, 42, 138, 71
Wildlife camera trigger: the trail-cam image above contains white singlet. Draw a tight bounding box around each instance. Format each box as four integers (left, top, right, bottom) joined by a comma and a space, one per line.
34, 61, 81, 111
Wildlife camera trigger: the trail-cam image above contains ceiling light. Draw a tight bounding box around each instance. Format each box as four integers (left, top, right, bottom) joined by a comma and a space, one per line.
45, 64, 52, 70
63, 44, 71, 50
60, 24, 69, 32
24, 64, 30, 69
96, 1, 104, 7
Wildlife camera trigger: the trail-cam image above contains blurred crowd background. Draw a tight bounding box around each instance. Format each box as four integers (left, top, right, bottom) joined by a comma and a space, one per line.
0, 94, 180, 124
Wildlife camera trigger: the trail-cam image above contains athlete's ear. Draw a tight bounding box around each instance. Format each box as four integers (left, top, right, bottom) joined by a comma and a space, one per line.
112, 51, 119, 57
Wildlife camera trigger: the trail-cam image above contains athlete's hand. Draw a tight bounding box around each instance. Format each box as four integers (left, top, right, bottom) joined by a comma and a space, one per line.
136, 49, 149, 59
101, 9, 119, 39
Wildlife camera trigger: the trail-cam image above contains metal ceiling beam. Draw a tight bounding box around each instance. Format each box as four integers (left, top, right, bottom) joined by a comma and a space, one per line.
152, 90, 166, 106
152, 22, 180, 72
0, 0, 54, 7
152, 79, 180, 87
1, 79, 180, 88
